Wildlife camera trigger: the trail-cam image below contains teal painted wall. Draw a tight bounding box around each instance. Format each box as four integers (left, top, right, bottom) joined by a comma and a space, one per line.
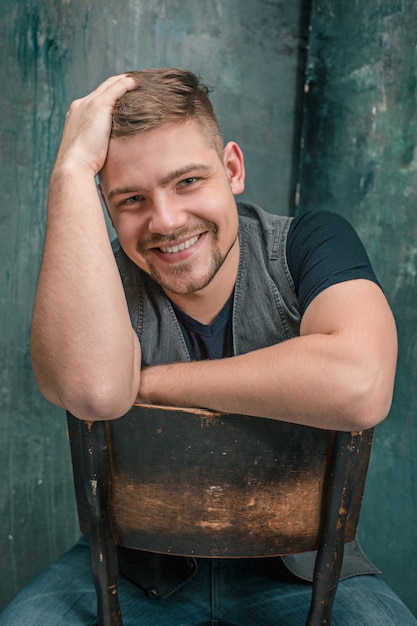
0, 0, 307, 611
299, 0, 417, 615
1, 0, 416, 617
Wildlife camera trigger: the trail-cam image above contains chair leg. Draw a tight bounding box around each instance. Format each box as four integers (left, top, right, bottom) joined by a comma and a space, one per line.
90, 523, 122, 626
79, 419, 122, 626
306, 431, 363, 626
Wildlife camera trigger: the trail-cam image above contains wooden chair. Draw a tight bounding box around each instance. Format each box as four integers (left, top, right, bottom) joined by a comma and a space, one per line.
67, 403, 374, 626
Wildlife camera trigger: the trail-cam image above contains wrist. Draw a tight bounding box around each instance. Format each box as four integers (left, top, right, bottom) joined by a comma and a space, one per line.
138, 364, 185, 407
51, 156, 97, 183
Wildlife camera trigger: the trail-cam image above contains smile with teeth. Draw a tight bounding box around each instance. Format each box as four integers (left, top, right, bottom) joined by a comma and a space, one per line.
159, 234, 200, 254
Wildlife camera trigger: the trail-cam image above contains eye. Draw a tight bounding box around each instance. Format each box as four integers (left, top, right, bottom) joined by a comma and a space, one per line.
178, 177, 198, 189
119, 194, 144, 207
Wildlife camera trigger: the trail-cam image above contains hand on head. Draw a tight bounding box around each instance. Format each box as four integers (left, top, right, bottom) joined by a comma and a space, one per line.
55, 73, 137, 177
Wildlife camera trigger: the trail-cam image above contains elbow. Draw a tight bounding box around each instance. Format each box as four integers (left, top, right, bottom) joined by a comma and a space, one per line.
63, 383, 138, 421
64, 364, 141, 421
31, 332, 142, 421
345, 312, 398, 432
33, 366, 140, 422
347, 392, 393, 432
339, 369, 395, 432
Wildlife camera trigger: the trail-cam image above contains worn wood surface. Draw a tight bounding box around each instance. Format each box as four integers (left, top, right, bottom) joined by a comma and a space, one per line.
80, 419, 121, 626
68, 404, 373, 624
68, 405, 373, 558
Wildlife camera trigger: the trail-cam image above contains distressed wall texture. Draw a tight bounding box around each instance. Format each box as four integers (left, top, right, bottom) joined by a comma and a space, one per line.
299, 0, 417, 613
1, 0, 417, 617
0, 0, 306, 611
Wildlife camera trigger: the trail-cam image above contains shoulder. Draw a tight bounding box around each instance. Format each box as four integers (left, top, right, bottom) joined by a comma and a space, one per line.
287, 210, 371, 267
288, 210, 356, 244
286, 210, 380, 316
237, 202, 292, 230
237, 202, 293, 258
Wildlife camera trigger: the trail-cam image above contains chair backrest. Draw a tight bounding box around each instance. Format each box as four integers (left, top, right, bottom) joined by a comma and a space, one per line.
68, 403, 374, 625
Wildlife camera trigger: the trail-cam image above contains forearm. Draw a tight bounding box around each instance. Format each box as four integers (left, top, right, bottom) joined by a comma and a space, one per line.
138, 334, 393, 431
139, 279, 398, 432
31, 165, 141, 419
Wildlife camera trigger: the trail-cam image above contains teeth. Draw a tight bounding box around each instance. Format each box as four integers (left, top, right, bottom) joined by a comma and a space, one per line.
160, 235, 199, 254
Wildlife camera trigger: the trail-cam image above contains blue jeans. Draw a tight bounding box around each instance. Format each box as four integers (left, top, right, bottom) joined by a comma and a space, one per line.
0, 537, 415, 625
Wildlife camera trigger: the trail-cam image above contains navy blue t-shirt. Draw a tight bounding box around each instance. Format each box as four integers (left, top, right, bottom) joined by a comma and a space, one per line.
171, 295, 234, 360
172, 211, 378, 361
287, 210, 379, 317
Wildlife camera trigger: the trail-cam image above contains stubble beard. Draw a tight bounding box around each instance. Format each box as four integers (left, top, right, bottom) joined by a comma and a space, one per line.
140, 224, 238, 295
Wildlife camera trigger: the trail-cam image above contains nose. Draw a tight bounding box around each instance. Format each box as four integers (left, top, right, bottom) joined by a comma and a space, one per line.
148, 193, 188, 235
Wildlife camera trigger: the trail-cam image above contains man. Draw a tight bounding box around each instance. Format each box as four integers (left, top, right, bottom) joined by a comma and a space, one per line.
1, 69, 415, 624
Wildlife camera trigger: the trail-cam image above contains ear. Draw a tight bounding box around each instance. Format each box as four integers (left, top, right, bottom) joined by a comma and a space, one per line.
223, 142, 245, 195
97, 182, 115, 229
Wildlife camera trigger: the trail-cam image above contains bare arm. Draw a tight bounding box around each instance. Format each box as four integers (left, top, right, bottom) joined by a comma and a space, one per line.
137, 279, 397, 431
31, 74, 141, 420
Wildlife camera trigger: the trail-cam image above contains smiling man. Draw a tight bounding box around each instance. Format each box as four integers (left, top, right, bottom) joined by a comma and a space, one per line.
3, 69, 415, 625
100, 119, 242, 312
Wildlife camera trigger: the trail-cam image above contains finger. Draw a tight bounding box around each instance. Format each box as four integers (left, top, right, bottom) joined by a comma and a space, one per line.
67, 73, 136, 120
88, 73, 137, 100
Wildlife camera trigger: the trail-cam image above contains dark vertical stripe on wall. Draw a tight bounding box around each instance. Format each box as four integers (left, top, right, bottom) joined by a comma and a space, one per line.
298, 0, 417, 615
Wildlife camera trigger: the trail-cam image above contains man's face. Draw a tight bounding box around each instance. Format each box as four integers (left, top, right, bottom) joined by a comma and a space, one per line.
100, 120, 245, 300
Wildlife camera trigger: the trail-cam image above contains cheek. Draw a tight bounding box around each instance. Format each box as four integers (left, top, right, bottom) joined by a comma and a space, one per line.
112, 215, 145, 247
218, 203, 239, 240
201, 190, 237, 227
115, 221, 149, 271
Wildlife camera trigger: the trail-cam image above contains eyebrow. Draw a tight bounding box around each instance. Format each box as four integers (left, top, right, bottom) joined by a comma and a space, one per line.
107, 186, 141, 202
107, 163, 212, 202
159, 163, 212, 186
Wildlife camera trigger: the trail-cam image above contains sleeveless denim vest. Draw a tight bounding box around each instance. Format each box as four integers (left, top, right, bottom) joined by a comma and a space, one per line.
112, 202, 379, 598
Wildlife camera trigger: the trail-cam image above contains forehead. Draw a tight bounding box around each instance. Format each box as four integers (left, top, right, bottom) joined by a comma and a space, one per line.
111, 119, 215, 161
101, 120, 222, 190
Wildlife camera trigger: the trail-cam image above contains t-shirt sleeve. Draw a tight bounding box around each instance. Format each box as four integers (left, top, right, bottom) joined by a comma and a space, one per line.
286, 210, 380, 317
